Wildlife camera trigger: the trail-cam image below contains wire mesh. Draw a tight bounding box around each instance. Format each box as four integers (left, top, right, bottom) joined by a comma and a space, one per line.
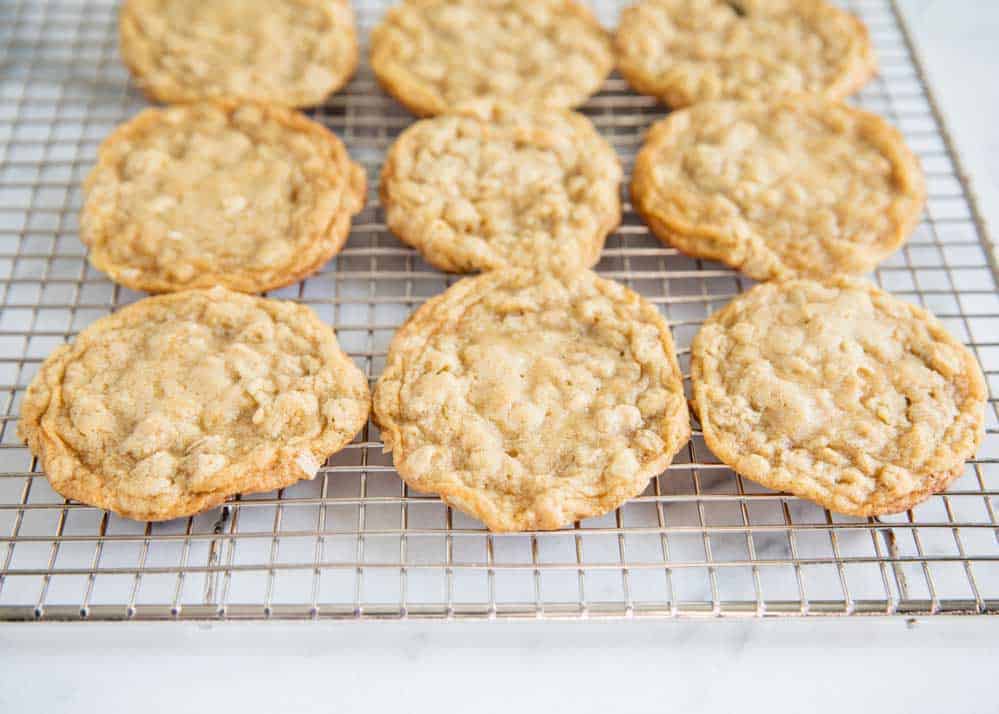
0, 0, 996, 621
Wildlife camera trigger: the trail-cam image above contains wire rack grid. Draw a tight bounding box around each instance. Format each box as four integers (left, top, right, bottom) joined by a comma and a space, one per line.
0, 0, 996, 622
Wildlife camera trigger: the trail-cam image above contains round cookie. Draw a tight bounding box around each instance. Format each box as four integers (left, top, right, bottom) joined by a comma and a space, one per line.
615, 0, 876, 108
631, 99, 926, 281
379, 101, 622, 273
374, 270, 690, 532
81, 101, 367, 294
18, 288, 371, 522
119, 0, 359, 107
691, 278, 986, 517
369, 0, 614, 117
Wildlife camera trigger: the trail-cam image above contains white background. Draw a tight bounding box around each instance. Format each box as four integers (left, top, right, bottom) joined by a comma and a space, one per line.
3, 1, 999, 712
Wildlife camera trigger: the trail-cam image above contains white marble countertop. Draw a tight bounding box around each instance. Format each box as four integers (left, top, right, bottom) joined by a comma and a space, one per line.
2, 617, 998, 712
904, 0, 999, 260
2, 1, 998, 712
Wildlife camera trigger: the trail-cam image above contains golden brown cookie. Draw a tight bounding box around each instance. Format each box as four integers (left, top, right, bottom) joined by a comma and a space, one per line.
374, 270, 690, 531
119, 0, 359, 107
615, 0, 876, 108
18, 288, 371, 522
379, 101, 621, 273
81, 101, 366, 294
370, 0, 614, 117
691, 278, 986, 516
631, 99, 925, 281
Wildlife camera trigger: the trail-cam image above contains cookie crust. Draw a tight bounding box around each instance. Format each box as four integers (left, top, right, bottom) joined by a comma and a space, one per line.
119, 0, 359, 107
374, 270, 690, 532
81, 101, 366, 294
615, 0, 876, 108
379, 101, 622, 273
631, 99, 926, 281
691, 278, 986, 516
18, 288, 371, 522
369, 0, 614, 117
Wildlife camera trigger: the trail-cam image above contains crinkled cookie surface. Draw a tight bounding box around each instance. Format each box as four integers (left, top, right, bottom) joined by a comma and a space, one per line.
370, 0, 614, 116
380, 101, 621, 273
119, 0, 358, 106
374, 270, 690, 531
18, 288, 371, 521
632, 99, 925, 280
616, 0, 876, 107
82, 101, 366, 294
691, 278, 986, 516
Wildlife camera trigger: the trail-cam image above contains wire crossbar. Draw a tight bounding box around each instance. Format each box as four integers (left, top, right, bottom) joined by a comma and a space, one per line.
0, 0, 996, 621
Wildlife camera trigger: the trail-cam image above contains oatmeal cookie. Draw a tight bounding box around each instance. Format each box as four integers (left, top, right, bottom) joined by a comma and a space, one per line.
81, 101, 366, 294
379, 101, 621, 273
18, 288, 371, 522
369, 0, 614, 116
691, 278, 986, 516
615, 0, 876, 107
631, 99, 925, 281
374, 269, 690, 531
119, 0, 358, 107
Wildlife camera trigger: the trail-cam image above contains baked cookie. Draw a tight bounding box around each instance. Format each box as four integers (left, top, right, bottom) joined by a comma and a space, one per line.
379, 101, 621, 273
691, 278, 986, 517
631, 99, 925, 281
374, 270, 690, 531
615, 0, 876, 108
119, 0, 358, 107
82, 101, 366, 294
18, 288, 371, 522
369, 0, 614, 116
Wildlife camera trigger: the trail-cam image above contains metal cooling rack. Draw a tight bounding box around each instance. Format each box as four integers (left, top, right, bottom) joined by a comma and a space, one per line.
0, 0, 996, 622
